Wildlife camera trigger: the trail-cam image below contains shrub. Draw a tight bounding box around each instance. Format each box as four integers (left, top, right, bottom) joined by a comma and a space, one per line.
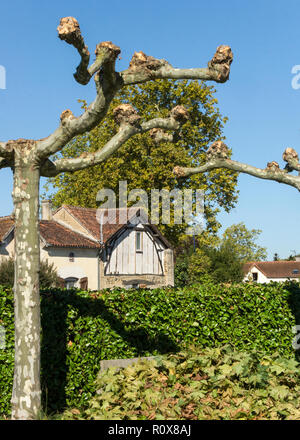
0, 258, 60, 288
0, 281, 300, 416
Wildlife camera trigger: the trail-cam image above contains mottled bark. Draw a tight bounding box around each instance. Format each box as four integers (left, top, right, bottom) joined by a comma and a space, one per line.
10, 140, 41, 419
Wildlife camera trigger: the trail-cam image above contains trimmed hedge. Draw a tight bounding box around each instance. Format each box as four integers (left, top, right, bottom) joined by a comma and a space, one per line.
1, 281, 300, 416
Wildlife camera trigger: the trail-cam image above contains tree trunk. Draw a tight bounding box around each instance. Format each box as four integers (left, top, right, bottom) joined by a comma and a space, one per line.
10, 148, 41, 419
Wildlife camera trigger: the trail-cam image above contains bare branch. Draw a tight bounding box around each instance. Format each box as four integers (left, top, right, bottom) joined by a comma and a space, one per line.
173, 141, 300, 192
35, 75, 120, 160
121, 45, 233, 85
41, 106, 187, 177
38, 20, 232, 164
57, 17, 90, 84
58, 17, 121, 85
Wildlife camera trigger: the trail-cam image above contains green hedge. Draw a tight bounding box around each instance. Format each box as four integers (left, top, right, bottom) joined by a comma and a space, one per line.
1, 281, 300, 416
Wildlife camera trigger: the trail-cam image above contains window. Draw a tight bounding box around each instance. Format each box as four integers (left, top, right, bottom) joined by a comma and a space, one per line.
65, 277, 78, 289
136, 231, 143, 252
252, 272, 258, 282
69, 252, 75, 262
292, 269, 299, 274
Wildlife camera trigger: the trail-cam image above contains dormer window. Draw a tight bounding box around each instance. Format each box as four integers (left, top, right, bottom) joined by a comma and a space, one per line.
69, 252, 75, 262
293, 269, 299, 274
136, 231, 143, 252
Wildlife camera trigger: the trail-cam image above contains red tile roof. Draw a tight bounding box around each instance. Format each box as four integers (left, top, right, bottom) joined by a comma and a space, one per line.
243, 261, 300, 279
40, 220, 100, 248
0, 215, 99, 248
0, 216, 14, 242
0, 206, 171, 249
62, 205, 143, 243
62, 205, 172, 248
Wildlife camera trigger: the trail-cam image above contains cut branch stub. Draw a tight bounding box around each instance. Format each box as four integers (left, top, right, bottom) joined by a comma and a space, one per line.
283, 147, 299, 164
129, 51, 168, 72
58, 17, 91, 85
57, 17, 85, 49
208, 45, 233, 83
60, 109, 75, 125
266, 161, 280, 171
113, 104, 141, 126
95, 41, 121, 63
173, 166, 187, 178
149, 128, 174, 143
207, 140, 229, 159
170, 106, 189, 124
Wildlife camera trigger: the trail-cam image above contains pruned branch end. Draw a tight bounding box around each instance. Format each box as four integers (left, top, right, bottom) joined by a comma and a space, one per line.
208, 45, 233, 83
129, 51, 169, 72
95, 41, 121, 61
60, 109, 75, 125
170, 105, 189, 124
173, 166, 187, 178
207, 140, 229, 159
113, 104, 141, 126
57, 17, 85, 50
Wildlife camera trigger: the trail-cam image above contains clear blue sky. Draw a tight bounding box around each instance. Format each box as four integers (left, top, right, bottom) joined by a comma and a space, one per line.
0, 0, 300, 260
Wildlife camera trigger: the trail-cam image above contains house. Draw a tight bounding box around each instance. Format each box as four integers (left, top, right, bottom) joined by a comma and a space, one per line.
0, 201, 174, 290
243, 260, 300, 283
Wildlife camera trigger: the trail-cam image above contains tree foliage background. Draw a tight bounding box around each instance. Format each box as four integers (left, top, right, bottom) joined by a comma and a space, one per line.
174, 223, 267, 286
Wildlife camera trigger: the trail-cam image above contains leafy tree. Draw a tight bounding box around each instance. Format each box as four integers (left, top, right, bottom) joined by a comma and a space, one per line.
206, 243, 243, 283
45, 79, 238, 245
176, 242, 243, 286
0, 258, 60, 289
221, 222, 267, 262
0, 16, 233, 419
174, 223, 262, 286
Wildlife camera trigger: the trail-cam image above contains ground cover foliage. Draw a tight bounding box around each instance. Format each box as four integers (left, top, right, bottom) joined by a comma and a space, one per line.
65, 345, 300, 420
1, 281, 300, 417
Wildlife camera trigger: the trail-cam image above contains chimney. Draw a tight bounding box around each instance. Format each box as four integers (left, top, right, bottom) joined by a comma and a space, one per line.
41, 200, 52, 221
296, 256, 300, 262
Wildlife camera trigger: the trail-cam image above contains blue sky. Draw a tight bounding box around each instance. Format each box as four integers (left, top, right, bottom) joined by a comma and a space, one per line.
0, 0, 300, 259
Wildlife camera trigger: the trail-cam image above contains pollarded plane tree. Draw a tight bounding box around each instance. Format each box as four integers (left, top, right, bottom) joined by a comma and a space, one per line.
0, 17, 233, 419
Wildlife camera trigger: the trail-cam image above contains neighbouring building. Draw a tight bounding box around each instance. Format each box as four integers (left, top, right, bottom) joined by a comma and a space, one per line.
243, 260, 300, 283
0, 202, 174, 290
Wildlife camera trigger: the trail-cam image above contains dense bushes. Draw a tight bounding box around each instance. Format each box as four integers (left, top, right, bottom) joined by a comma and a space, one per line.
1, 281, 300, 416
0, 258, 61, 288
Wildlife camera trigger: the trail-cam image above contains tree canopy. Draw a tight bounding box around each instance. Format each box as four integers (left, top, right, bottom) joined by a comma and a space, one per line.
221, 222, 267, 263
174, 222, 267, 286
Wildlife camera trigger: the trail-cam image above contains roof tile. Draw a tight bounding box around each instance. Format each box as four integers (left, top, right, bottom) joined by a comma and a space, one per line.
243, 261, 300, 278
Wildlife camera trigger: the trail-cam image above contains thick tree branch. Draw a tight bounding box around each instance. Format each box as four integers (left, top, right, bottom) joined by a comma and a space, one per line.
120, 45, 233, 85
173, 141, 300, 192
0, 141, 14, 158
57, 17, 121, 86
41, 105, 188, 177
57, 17, 90, 84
